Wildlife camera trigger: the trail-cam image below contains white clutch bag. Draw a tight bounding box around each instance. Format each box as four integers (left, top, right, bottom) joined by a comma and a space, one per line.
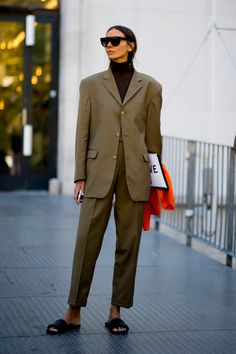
148, 154, 168, 189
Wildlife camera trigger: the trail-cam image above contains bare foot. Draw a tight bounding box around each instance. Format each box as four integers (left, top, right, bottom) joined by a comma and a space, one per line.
107, 304, 127, 333
48, 305, 81, 334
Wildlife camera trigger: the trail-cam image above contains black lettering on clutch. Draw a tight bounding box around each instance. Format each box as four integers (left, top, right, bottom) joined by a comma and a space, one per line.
150, 165, 158, 174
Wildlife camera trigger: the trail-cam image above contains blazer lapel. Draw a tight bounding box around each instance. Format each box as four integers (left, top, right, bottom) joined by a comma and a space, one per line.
122, 71, 143, 106
103, 67, 143, 106
103, 68, 122, 105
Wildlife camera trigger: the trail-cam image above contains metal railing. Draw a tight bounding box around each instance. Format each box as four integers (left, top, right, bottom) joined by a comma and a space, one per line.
160, 135, 236, 267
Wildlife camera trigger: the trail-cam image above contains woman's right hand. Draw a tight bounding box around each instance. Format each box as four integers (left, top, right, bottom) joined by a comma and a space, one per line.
74, 180, 85, 204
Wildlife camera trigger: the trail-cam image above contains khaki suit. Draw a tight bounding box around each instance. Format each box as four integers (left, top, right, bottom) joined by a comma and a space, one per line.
68, 67, 162, 308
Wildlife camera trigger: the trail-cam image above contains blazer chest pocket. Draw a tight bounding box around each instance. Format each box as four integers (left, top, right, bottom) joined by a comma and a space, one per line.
87, 149, 98, 159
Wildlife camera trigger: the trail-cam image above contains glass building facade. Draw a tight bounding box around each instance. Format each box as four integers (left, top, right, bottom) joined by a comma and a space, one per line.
0, 0, 59, 189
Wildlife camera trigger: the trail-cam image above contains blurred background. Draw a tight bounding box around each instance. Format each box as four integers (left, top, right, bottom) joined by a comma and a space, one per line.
0, 0, 235, 194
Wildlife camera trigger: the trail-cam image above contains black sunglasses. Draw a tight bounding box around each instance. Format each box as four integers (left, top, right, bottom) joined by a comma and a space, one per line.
100, 36, 131, 47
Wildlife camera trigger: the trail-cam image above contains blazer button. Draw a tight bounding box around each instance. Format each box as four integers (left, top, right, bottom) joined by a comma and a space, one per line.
116, 132, 120, 137
121, 111, 125, 116
113, 155, 116, 159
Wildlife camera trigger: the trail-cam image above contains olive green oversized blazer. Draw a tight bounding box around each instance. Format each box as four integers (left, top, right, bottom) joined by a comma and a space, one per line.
74, 67, 162, 201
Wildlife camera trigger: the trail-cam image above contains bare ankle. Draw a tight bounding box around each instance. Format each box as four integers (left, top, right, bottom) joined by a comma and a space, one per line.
68, 305, 81, 316
64, 305, 81, 325
109, 304, 120, 318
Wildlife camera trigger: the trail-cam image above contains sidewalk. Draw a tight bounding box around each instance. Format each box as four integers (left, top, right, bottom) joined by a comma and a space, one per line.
0, 192, 236, 354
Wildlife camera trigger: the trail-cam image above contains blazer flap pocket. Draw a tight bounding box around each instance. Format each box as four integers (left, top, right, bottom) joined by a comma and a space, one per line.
143, 153, 149, 162
87, 149, 98, 159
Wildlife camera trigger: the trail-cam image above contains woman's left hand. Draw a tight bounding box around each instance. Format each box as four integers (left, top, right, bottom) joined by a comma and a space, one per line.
74, 180, 85, 204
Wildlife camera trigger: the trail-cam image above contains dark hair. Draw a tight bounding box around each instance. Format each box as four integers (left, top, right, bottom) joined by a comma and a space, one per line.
106, 25, 137, 62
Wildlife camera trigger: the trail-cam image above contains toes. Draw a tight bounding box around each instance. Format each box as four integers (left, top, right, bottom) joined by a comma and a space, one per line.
113, 326, 126, 332
48, 327, 58, 333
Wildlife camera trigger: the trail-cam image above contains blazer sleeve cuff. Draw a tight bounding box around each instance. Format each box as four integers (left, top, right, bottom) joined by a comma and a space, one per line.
74, 173, 86, 183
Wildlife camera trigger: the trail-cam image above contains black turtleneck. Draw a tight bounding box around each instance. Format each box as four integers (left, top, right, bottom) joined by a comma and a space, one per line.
110, 61, 134, 102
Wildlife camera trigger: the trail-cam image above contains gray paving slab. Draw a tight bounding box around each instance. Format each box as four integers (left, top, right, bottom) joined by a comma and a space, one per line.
0, 192, 236, 354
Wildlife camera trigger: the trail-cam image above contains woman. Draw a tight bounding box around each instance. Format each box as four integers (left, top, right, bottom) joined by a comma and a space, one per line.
47, 25, 162, 335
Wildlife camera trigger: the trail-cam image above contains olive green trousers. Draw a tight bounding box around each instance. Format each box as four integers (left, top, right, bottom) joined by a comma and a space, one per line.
68, 142, 145, 308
